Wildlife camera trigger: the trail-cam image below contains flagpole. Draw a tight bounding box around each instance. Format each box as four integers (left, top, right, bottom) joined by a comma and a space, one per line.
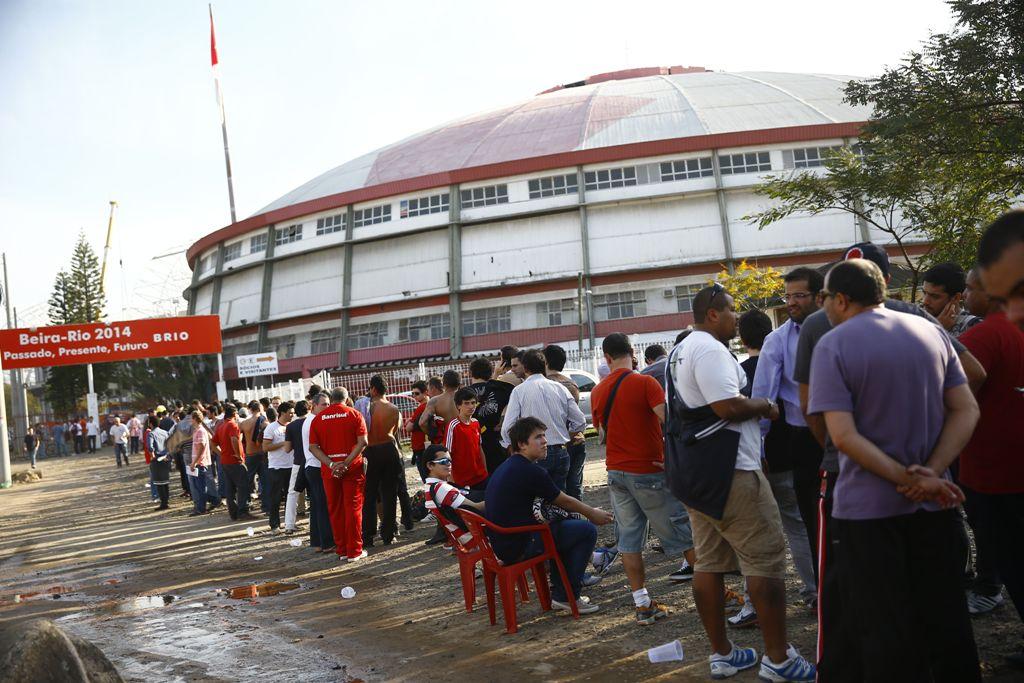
210, 4, 237, 224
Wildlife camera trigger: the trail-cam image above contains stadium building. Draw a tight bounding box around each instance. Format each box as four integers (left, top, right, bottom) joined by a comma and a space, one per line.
184, 66, 918, 383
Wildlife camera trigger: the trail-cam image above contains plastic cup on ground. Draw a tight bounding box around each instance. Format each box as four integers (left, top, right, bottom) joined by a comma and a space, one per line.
246, 527, 255, 537
289, 539, 302, 547
647, 640, 684, 663
254, 556, 263, 561
340, 586, 356, 599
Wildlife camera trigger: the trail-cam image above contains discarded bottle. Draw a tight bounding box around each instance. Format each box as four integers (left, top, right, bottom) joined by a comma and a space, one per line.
289, 538, 302, 547
340, 586, 356, 599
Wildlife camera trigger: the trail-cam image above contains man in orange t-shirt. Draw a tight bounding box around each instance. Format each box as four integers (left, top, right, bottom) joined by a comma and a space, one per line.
590, 333, 696, 625
308, 387, 369, 562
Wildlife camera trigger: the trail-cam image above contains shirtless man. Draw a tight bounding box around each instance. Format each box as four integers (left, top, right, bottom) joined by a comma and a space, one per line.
239, 400, 269, 514
419, 370, 462, 445
363, 375, 403, 546
495, 345, 523, 386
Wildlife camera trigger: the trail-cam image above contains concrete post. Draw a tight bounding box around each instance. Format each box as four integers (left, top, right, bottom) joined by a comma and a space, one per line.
711, 149, 736, 274
448, 185, 462, 359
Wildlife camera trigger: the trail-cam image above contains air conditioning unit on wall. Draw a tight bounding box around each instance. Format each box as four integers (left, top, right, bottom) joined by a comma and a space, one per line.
662, 288, 675, 298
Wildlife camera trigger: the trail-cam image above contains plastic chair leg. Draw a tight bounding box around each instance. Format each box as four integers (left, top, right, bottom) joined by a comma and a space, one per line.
484, 568, 497, 626
532, 564, 552, 610
552, 557, 579, 619
516, 574, 530, 603
498, 573, 519, 634
457, 557, 476, 612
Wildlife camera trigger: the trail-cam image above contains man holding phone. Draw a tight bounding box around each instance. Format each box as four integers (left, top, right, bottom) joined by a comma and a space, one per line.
921, 262, 981, 338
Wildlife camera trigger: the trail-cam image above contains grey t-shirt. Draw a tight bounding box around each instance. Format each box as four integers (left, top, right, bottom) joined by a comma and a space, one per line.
794, 299, 966, 472
807, 307, 966, 520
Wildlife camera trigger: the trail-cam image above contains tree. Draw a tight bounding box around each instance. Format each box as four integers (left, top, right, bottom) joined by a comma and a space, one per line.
712, 259, 784, 311
45, 234, 110, 415
109, 355, 218, 407
746, 0, 1021, 294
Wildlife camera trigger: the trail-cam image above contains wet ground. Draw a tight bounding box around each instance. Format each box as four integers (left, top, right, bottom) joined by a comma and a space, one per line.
1, 443, 1020, 682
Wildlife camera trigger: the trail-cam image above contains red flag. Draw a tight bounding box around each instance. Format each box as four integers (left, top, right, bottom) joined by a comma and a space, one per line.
209, 5, 219, 67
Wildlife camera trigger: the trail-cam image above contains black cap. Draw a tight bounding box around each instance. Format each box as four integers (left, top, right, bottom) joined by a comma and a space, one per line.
843, 242, 890, 278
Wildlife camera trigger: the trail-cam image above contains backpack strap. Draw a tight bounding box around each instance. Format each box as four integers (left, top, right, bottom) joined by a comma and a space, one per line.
600, 370, 633, 441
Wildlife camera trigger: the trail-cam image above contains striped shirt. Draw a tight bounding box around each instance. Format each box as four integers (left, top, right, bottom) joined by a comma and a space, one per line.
423, 477, 472, 546
500, 373, 587, 447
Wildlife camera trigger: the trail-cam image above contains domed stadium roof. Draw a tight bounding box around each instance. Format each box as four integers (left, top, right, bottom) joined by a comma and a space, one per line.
258, 67, 867, 214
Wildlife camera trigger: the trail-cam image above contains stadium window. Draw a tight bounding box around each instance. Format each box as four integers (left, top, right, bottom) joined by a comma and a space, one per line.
222, 341, 257, 367
352, 204, 392, 228
316, 213, 345, 236
461, 306, 511, 336
270, 335, 296, 359
675, 284, 704, 313
660, 157, 714, 181
789, 146, 841, 169
398, 313, 450, 342
310, 328, 341, 355
198, 255, 211, 273
275, 224, 303, 246
460, 184, 509, 208
718, 151, 772, 175
250, 233, 268, 254
400, 192, 450, 218
223, 242, 242, 262
537, 298, 578, 327
528, 174, 579, 199
346, 322, 388, 350
583, 166, 638, 191
592, 290, 647, 321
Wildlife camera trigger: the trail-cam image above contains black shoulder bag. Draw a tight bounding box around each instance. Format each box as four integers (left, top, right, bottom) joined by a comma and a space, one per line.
597, 371, 632, 445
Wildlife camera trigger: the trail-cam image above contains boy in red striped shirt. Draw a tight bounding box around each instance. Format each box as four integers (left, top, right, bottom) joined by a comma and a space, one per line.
444, 388, 489, 493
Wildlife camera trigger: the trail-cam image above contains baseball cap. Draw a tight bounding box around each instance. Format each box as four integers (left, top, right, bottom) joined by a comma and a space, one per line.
155, 405, 166, 414
843, 242, 890, 278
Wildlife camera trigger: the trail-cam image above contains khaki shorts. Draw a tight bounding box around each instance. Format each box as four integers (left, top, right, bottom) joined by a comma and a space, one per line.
686, 469, 787, 579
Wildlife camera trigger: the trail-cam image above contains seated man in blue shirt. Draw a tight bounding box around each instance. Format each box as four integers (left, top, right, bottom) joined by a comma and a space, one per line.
485, 416, 614, 614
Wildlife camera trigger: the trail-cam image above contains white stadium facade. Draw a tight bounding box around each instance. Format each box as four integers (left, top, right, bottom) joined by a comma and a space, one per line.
184, 66, 921, 384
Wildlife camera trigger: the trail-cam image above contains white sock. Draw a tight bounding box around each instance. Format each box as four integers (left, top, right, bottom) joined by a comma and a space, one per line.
632, 587, 651, 608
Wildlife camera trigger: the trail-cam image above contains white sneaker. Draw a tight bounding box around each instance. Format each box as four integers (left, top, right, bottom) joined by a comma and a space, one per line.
727, 601, 758, 628
758, 644, 816, 682
709, 642, 758, 679
344, 550, 369, 563
552, 597, 598, 614
966, 589, 1004, 615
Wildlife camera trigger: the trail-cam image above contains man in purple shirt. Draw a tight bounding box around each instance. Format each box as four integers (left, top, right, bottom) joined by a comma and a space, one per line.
808, 259, 981, 682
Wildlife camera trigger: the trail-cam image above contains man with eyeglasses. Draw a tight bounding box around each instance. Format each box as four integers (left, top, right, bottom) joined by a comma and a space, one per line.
794, 242, 986, 680
752, 268, 824, 593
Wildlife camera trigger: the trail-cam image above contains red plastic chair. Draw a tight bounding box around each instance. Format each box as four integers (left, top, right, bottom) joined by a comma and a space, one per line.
457, 509, 579, 634
429, 508, 528, 612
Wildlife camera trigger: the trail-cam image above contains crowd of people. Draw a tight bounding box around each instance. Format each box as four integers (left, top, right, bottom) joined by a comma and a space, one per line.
26, 210, 1024, 681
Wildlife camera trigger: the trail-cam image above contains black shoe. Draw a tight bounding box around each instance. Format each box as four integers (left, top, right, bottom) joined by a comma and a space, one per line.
402, 518, 414, 531
188, 511, 204, 517
155, 504, 169, 511
236, 512, 257, 521
424, 530, 447, 546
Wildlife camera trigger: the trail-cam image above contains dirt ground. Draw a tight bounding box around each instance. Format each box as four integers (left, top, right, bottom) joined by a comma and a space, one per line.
1, 441, 1020, 682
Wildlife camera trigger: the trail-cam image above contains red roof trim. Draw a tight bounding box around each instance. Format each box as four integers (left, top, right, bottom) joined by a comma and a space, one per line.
186, 121, 865, 267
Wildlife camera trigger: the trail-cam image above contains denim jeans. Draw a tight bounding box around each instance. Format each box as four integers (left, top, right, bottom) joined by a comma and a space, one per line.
188, 466, 219, 512
522, 518, 597, 602
246, 453, 270, 512
566, 441, 587, 500
114, 443, 128, 467
540, 444, 570, 492
28, 446, 38, 468
213, 453, 227, 499
607, 469, 693, 555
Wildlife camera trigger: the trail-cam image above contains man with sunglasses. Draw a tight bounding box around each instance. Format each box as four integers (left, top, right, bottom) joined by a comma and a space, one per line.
421, 445, 486, 545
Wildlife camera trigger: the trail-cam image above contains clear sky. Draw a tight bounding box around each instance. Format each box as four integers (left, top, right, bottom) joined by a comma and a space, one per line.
0, 0, 956, 328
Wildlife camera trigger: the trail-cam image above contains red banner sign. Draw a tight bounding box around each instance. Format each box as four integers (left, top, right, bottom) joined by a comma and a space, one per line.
0, 315, 223, 369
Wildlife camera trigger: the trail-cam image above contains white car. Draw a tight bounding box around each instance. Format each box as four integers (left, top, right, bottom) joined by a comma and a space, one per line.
563, 368, 599, 428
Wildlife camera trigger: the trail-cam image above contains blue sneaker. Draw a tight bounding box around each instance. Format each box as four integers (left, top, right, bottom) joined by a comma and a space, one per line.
758, 644, 816, 682
709, 642, 758, 679
592, 547, 618, 575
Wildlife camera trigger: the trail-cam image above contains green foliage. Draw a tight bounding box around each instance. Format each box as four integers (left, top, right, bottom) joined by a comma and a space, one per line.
746, 0, 1022, 294
109, 355, 218, 407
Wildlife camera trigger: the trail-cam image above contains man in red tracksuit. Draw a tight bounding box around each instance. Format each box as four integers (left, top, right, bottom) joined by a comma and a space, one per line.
308, 388, 369, 562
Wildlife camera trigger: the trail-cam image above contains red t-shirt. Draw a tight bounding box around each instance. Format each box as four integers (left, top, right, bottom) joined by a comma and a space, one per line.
215, 420, 244, 465
142, 427, 153, 464
590, 369, 666, 474
958, 312, 1024, 493
444, 417, 487, 488
410, 402, 427, 451
309, 403, 368, 469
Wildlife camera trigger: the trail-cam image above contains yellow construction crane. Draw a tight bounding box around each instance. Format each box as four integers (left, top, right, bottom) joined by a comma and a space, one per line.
99, 200, 118, 296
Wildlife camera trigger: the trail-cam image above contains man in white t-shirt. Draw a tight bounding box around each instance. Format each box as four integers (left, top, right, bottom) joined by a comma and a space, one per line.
108, 416, 130, 468
667, 284, 814, 681
262, 401, 295, 531
86, 417, 99, 453
303, 392, 334, 551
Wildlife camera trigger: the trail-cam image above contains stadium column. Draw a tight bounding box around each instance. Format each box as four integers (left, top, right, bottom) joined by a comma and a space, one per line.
448, 184, 462, 359
257, 224, 276, 354
577, 165, 597, 350
843, 137, 872, 242
209, 243, 225, 316
338, 205, 355, 368
710, 149, 736, 274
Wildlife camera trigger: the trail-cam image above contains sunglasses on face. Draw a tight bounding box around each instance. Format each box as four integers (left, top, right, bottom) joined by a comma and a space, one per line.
411, 391, 421, 397
429, 457, 452, 466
